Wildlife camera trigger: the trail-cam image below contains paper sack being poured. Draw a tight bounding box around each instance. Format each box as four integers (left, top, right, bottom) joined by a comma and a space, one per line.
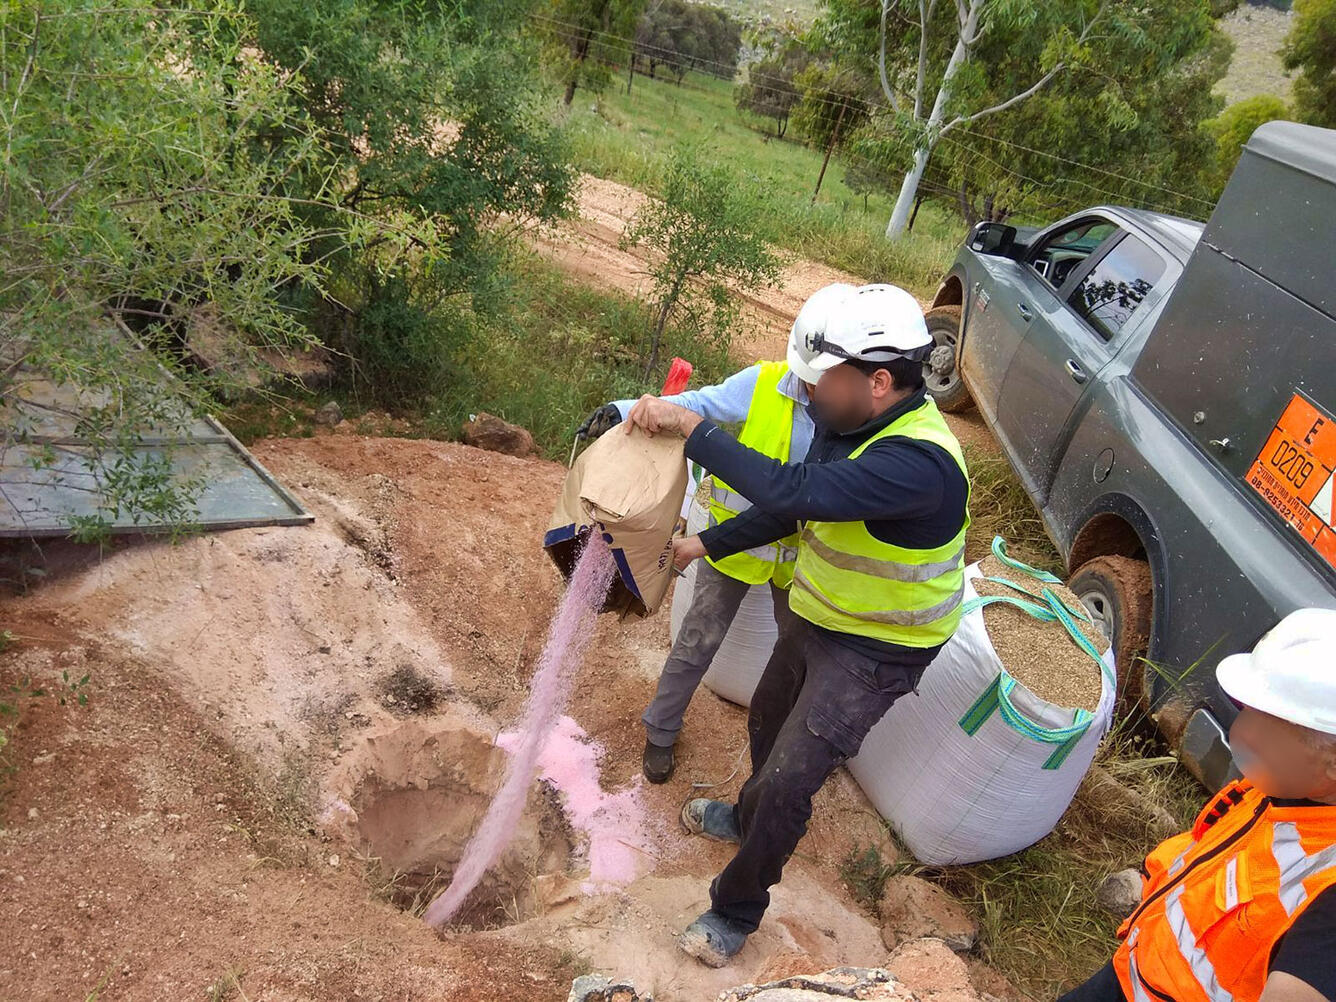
544, 425, 687, 617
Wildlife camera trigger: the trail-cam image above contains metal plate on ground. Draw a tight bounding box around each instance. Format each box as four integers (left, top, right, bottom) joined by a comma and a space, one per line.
1, 330, 312, 537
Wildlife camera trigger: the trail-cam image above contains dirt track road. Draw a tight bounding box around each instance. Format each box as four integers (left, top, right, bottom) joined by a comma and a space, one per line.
529, 175, 892, 361
532, 174, 997, 459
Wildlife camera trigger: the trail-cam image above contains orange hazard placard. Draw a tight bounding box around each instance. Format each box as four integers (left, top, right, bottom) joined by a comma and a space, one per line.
1247, 393, 1336, 570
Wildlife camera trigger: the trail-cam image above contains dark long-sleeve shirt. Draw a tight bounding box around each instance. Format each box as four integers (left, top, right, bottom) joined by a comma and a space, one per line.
685, 389, 969, 659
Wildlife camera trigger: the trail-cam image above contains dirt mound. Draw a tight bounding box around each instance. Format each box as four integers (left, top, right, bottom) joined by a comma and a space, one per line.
13, 488, 450, 772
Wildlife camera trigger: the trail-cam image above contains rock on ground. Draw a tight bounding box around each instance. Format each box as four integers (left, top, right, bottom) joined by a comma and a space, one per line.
1096, 869, 1144, 919
878, 876, 978, 953
1074, 765, 1180, 843
718, 967, 909, 1002
568, 973, 652, 1002
314, 400, 344, 426
462, 412, 537, 457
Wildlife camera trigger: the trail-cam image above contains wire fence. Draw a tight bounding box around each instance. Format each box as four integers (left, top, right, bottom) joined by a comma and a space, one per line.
535, 10, 1217, 226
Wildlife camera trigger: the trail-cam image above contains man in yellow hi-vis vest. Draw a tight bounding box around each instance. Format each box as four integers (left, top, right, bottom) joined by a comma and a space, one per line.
625, 284, 970, 967
576, 284, 853, 784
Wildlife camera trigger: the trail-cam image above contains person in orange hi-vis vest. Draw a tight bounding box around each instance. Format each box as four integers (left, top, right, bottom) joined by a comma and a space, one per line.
1062, 607, 1336, 1002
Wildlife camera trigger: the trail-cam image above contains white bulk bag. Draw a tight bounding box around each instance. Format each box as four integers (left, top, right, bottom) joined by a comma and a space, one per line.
669, 481, 780, 707
848, 544, 1116, 866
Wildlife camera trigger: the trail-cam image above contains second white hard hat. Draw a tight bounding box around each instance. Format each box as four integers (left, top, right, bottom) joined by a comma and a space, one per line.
1216, 607, 1336, 735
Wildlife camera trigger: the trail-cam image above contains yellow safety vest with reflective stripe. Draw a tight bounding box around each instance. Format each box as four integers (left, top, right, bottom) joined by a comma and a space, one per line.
1114, 780, 1336, 1002
705, 361, 801, 589
789, 397, 970, 648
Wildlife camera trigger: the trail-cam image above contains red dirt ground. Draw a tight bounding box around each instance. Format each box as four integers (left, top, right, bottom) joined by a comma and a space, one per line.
2, 435, 1011, 1001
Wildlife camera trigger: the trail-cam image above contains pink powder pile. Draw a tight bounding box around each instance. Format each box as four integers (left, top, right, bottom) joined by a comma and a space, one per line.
498, 714, 656, 888
422, 533, 616, 928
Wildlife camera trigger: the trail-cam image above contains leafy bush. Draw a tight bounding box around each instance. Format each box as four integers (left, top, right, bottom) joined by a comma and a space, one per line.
0, 1, 333, 537
426, 256, 735, 458
1205, 94, 1290, 195
621, 148, 780, 371
246, 0, 578, 406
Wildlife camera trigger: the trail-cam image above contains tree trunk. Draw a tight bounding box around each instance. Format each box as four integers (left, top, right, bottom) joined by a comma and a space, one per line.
627, 54, 635, 95
908, 193, 924, 232
563, 30, 593, 106
646, 276, 685, 375
886, 144, 931, 239
885, 1, 978, 240
958, 182, 981, 228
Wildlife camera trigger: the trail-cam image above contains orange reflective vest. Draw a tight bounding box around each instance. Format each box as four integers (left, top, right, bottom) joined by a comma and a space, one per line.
1114, 780, 1336, 1002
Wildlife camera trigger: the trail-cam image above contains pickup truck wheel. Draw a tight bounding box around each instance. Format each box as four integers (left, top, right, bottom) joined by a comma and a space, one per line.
1068, 555, 1153, 709
922, 306, 975, 413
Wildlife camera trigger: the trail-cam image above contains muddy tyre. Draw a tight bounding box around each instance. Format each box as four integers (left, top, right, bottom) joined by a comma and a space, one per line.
1069, 555, 1153, 709
922, 306, 974, 414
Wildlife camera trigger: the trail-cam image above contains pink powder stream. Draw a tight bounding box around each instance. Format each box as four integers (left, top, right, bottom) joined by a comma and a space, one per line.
497, 714, 657, 889
422, 533, 616, 928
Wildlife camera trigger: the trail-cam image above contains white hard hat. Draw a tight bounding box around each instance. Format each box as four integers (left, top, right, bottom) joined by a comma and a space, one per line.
1217, 608, 1336, 735
788, 283, 855, 384
796, 283, 932, 378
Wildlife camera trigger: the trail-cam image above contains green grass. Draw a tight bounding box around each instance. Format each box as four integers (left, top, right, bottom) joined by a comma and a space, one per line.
561, 71, 962, 299
962, 440, 1062, 573
223, 253, 736, 460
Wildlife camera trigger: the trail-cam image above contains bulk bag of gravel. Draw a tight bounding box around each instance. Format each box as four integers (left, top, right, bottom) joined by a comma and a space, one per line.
848, 537, 1116, 866
669, 481, 778, 706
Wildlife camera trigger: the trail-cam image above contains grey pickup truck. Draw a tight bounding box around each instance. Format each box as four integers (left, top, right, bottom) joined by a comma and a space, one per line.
922, 121, 1336, 790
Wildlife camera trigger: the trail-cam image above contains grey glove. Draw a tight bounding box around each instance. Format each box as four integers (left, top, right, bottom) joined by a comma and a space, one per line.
576, 404, 622, 440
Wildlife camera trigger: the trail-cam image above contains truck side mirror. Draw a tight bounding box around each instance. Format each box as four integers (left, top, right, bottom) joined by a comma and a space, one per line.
969, 221, 1017, 257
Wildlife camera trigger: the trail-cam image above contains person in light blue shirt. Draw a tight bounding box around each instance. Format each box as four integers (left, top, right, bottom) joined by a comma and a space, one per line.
575, 284, 851, 783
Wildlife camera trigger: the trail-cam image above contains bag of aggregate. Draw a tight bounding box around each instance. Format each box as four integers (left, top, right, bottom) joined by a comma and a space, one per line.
669, 482, 778, 706
848, 537, 1116, 865
545, 427, 687, 617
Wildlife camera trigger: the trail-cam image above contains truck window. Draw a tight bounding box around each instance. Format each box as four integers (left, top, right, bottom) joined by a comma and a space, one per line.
1029, 220, 1118, 289
1069, 235, 1166, 341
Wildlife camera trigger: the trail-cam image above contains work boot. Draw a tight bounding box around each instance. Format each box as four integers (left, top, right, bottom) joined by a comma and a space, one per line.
680, 798, 740, 843
679, 909, 750, 967
642, 740, 675, 784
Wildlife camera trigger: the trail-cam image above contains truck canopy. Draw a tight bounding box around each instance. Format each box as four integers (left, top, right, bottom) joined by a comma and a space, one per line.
1132, 121, 1336, 584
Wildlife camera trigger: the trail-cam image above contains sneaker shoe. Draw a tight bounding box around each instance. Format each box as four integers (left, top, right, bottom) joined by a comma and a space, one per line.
680, 798, 740, 843
679, 910, 749, 967
643, 740, 675, 784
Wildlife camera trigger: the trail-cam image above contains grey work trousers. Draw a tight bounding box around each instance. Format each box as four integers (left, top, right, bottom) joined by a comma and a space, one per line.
641, 559, 795, 748
711, 618, 940, 931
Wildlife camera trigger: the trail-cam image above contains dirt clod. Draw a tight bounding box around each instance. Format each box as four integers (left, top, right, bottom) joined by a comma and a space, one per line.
878, 876, 977, 954
462, 412, 538, 457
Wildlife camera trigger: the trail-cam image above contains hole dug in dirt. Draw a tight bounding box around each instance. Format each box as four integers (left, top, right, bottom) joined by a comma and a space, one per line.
327, 714, 572, 929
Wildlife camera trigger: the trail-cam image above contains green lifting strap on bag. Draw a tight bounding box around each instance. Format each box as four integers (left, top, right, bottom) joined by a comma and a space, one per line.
958, 673, 1093, 770
956, 544, 1115, 769
989, 535, 1062, 584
